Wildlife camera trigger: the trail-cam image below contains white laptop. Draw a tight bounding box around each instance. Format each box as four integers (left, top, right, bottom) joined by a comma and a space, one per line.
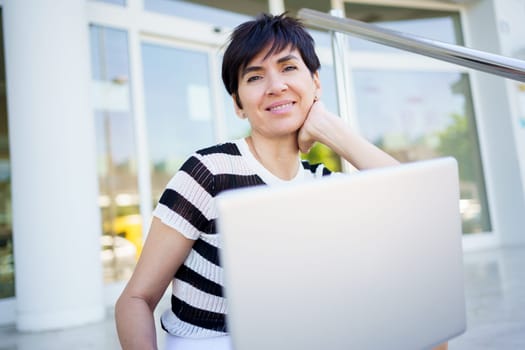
217, 157, 466, 350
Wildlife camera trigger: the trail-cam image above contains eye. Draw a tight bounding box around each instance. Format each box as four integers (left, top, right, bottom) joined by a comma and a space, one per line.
283, 65, 298, 72
247, 75, 262, 83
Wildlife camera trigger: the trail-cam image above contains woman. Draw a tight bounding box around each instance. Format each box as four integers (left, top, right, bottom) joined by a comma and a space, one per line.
116, 13, 439, 350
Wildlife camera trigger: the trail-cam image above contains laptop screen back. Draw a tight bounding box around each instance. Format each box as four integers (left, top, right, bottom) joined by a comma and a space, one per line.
217, 157, 466, 350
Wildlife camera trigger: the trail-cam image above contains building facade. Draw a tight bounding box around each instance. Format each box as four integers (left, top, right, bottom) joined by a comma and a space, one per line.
0, 0, 524, 330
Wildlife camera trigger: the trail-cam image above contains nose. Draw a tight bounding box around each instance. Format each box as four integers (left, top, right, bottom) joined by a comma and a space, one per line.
266, 73, 288, 95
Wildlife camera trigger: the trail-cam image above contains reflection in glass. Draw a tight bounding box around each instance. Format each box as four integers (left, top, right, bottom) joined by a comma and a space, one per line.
344, 4, 462, 53
90, 25, 141, 283
0, 10, 14, 299
145, 0, 254, 28
352, 71, 490, 233
142, 44, 215, 202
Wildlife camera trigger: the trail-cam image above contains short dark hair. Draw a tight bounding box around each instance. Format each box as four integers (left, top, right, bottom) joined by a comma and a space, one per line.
221, 13, 321, 108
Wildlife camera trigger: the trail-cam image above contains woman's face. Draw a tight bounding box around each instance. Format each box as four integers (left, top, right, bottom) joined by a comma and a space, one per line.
234, 46, 321, 140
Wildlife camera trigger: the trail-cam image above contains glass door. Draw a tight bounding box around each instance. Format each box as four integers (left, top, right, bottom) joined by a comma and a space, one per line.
90, 25, 142, 284
141, 41, 218, 203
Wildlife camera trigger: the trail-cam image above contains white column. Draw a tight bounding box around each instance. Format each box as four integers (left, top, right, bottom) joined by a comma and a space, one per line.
465, 0, 525, 247
4, 0, 105, 331
268, 0, 285, 15
491, 0, 525, 246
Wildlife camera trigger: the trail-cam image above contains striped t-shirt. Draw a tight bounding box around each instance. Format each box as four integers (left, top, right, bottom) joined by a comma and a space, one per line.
153, 138, 332, 338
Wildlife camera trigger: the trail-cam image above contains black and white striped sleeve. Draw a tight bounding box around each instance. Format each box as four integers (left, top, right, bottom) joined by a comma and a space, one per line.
153, 154, 215, 240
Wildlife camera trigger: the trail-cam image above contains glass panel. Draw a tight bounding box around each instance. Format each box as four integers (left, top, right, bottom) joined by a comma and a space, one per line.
215, 51, 251, 141
312, 32, 339, 115
145, 0, 257, 28
352, 71, 491, 233
301, 29, 342, 172
301, 62, 342, 172
90, 26, 142, 283
0, 10, 14, 299
344, 4, 463, 53
90, 0, 126, 6
222, 88, 251, 140
142, 43, 215, 202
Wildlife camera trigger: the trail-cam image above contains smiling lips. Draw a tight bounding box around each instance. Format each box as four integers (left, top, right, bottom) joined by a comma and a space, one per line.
266, 101, 295, 113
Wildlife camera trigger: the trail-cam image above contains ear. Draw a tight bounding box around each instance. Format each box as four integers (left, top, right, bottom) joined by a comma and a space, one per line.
313, 71, 322, 99
232, 94, 246, 119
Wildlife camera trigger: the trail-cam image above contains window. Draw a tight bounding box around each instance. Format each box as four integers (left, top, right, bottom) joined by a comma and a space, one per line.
344, 4, 490, 233
0, 9, 13, 299
90, 25, 142, 283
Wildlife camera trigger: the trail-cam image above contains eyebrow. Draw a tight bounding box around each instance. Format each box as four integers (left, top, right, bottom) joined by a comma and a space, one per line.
241, 54, 300, 78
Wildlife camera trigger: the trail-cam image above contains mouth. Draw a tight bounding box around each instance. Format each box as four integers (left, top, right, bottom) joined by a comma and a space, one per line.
266, 101, 295, 112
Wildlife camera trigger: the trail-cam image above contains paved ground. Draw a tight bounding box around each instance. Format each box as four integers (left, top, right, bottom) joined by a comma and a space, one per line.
0, 246, 524, 350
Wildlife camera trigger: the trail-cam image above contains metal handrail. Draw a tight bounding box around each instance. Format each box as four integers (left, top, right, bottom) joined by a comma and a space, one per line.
298, 8, 525, 83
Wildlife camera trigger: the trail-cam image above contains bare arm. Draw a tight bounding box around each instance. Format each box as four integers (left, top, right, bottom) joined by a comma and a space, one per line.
298, 101, 399, 169
115, 217, 194, 350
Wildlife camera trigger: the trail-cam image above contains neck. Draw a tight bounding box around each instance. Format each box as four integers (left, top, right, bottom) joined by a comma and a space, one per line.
246, 134, 300, 180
